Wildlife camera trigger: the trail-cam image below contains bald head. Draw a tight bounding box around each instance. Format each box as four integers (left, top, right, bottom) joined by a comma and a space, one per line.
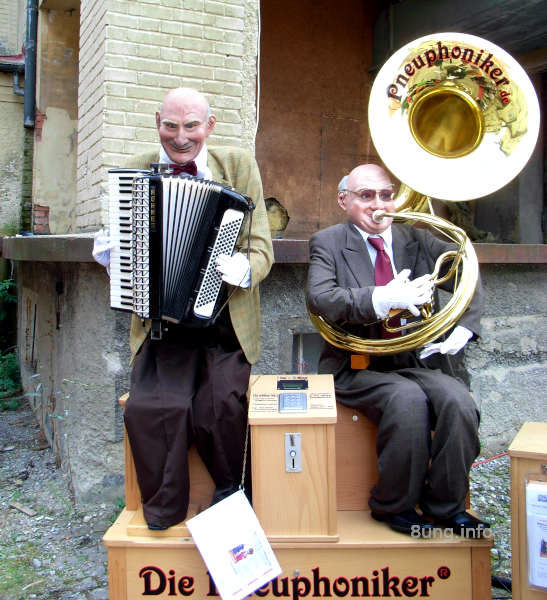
338, 163, 395, 234
346, 164, 393, 191
156, 87, 216, 164
160, 88, 211, 118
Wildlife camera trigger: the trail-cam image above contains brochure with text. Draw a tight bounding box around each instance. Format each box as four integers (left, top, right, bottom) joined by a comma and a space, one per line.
187, 490, 282, 600
526, 479, 547, 589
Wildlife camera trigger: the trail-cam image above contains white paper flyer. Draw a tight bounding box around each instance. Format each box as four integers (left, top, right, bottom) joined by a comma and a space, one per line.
526, 480, 547, 589
186, 490, 282, 600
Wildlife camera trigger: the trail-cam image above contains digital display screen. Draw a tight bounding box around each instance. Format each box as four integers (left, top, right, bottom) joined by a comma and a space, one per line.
279, 392, 307, 412
277, 379, 308, 390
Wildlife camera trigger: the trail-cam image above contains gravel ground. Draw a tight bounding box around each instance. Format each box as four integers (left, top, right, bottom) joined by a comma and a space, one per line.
0, 400, 117, 600
470, 454, 513, 599
1, 399, 513, 599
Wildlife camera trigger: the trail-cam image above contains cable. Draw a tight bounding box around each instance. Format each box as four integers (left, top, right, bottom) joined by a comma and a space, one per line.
472, 451, 509, 468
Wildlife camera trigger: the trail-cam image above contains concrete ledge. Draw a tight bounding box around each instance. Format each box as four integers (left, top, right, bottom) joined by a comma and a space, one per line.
1, 234, 95, 262
473, 243, 547, 263
273, 240, 547, 264
2, 234, 547, 264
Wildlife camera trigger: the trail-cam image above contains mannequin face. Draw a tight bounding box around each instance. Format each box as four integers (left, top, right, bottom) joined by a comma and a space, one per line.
338, 165, 395, 234
156, 90, 216, 164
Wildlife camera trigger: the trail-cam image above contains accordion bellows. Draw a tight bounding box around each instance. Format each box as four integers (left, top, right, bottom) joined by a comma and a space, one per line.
109, 169, 250, 327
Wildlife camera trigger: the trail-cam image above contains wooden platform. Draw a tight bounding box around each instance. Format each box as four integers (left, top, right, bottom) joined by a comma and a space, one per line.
106, 376, 491, 599
104, 508, 492, 599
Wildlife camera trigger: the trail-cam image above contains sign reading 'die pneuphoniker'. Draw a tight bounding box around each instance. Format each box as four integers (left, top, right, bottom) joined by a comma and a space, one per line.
136, 563, 456, 598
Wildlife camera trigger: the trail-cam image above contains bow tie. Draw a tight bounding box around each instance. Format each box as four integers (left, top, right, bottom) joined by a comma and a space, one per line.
169, 161, 197, 176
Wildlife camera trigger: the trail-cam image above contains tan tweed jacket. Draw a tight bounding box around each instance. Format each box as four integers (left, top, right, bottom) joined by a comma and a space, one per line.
125, 146, 274, 365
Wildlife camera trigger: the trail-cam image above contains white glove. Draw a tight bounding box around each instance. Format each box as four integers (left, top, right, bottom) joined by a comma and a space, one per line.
216, 253, 251, 288
419, 325, 473, 359
92, 229, 116, 276
372, 269, 434, 319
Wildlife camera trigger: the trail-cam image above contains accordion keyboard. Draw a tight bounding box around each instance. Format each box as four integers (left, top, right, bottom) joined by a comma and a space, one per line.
108, 169, 144, 311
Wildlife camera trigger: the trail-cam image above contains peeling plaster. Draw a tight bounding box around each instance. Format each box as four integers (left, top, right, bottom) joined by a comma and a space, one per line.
33, 106, 77, 233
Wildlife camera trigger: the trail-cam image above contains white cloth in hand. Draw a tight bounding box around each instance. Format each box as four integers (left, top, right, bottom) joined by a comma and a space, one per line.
92, 229, 116, 276
216, 253, 251, 288
372, 269, 434, 319
419, 325, 473, 359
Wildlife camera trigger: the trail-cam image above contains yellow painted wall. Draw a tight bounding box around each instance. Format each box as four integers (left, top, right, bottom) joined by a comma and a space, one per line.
0, 73, 24, 235
0, 0, 26, 234
0, 0, 25, 55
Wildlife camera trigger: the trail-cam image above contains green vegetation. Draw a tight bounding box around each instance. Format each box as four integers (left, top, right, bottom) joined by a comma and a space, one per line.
109, 496, 126, 525
0, 352, 20, 395
0, 539, 42, 596
0, 277, 20, 410
0, 222, 18, 236
0, 278, 17, 332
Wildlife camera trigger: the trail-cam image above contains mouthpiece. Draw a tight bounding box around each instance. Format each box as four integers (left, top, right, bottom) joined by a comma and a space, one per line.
372, 210, 385, 223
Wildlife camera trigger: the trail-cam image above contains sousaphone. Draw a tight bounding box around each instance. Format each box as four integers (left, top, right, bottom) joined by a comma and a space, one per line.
309, 32, 540, 355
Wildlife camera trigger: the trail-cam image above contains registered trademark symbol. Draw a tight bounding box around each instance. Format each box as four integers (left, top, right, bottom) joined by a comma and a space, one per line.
437, 566, 451, 579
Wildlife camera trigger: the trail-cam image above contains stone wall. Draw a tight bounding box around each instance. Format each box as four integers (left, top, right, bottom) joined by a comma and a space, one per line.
17, 257, 129, 504
465, 264, 547, 455
15, 257, 546, 505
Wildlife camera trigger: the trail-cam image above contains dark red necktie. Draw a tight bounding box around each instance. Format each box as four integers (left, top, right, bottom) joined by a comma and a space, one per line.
169, 161, 197, 176
368, 236, 400, 337
368, 236, 393, 285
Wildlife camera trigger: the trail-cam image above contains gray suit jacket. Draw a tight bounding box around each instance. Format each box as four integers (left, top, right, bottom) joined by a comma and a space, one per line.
306, 221, 483, 374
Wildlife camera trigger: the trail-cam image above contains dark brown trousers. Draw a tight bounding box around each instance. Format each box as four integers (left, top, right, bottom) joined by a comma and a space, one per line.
333, 354, 480, 519
125, 324, 251, 529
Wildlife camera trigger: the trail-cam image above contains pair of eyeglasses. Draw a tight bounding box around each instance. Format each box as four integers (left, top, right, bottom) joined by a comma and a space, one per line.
344, 189, 394, 202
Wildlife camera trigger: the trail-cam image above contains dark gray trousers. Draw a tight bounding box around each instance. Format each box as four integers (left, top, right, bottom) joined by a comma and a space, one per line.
334, 358, 480, 519
125, 325, 251, 529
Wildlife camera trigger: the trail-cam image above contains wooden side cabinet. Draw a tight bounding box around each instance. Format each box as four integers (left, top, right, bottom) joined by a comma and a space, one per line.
509, 422, 547, 600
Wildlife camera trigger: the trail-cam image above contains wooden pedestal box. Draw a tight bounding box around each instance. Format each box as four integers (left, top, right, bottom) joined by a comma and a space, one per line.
509, 422, 547, 600
248, 374, 338, 541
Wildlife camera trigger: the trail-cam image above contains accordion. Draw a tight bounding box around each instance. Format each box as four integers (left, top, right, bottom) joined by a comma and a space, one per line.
108, 168, 251, 333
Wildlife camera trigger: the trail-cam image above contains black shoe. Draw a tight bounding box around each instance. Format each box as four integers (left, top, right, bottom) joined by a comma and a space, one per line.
147, 523, 169, 531
436, 511, 491, 538
371, 509, 435, 536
